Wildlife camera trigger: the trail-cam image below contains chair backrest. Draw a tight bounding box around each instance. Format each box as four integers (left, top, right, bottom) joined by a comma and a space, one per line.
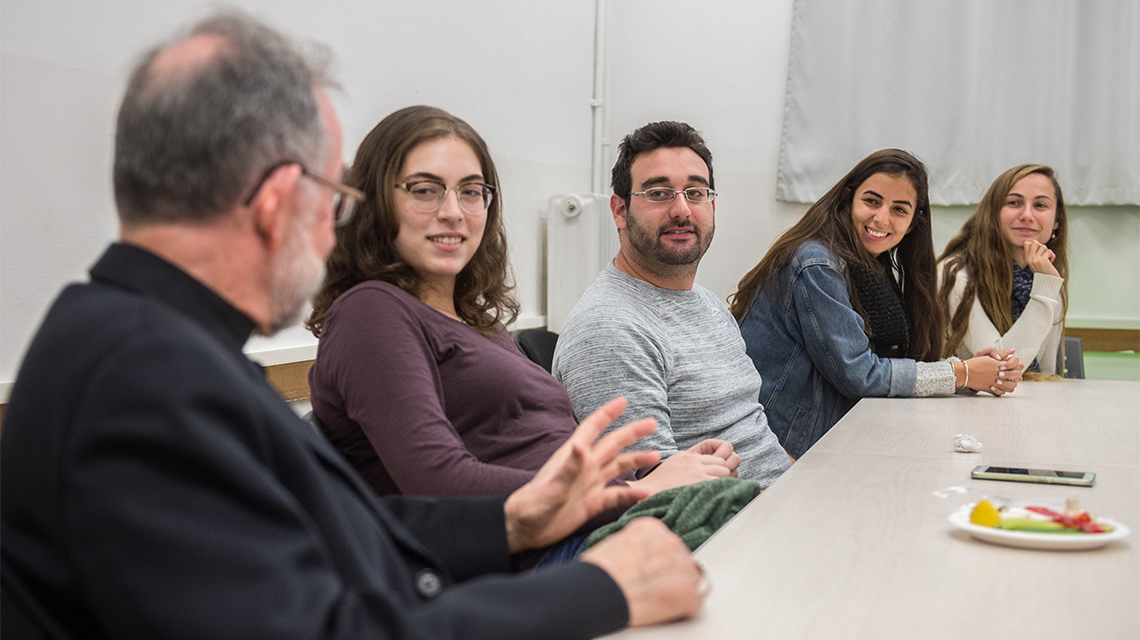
513, 329, 560, 373
1063, 336, 1085, 379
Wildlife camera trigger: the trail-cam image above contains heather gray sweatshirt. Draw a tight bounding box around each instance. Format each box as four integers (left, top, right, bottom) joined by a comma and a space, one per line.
553, 262, 792, 488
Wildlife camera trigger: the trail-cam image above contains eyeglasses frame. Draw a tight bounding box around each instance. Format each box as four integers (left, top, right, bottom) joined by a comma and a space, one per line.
243, 160, 364, 226
629, 186, 717, 204
395, 180, 497, 216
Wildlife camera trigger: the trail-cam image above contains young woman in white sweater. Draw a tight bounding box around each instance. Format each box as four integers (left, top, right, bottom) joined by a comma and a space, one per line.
938, 164, 1069, 377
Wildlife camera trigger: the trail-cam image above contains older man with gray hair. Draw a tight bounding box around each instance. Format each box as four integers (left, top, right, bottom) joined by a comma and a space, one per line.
0, 13, 704, 639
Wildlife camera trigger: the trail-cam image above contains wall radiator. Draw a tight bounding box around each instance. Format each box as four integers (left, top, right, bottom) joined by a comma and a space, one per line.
544, 193, 619, 333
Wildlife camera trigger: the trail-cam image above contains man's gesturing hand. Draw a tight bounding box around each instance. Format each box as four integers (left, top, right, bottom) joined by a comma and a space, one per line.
503, 397, 660, 553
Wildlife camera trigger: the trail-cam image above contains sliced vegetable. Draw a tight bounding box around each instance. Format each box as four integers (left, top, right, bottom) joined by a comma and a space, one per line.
998, 518, 1077, 533
1024, 506, 1108, 534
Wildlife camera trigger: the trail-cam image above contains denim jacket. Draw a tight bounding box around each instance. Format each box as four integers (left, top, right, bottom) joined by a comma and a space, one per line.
738, 240, 916, 459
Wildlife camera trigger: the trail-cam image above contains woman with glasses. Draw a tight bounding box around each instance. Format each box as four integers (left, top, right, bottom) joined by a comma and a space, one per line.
937, 165, 1068, 378
727, 149, 1023, 459
306, 107, 736, 561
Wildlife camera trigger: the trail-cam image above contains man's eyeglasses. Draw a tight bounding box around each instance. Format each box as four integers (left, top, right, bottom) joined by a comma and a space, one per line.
630, 187, 717, 204
396, 180, 495, 216
244, 161, 364, 226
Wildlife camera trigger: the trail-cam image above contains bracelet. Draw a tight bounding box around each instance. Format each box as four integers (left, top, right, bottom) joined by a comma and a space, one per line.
957, 360, 970, 389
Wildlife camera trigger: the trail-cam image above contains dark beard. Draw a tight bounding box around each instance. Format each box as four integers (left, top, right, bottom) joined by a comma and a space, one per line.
625, 209, 712, 266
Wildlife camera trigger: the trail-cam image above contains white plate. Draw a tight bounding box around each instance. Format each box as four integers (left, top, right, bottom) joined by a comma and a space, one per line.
948, 502, 1130, 551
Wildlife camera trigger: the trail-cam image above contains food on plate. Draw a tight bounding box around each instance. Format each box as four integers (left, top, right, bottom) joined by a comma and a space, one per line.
968, 498, 1113, 534
997, 518, 1067, 532
968, 499, 1002, 527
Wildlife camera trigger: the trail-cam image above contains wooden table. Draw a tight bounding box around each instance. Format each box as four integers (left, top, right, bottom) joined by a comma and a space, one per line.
606, 380, 1140, 639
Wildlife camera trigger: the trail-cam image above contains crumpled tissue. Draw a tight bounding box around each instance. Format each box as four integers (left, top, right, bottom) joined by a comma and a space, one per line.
953, 434, 983, 453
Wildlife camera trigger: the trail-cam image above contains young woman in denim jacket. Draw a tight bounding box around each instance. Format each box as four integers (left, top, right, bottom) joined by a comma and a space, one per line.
729, 150, 1023, 459
937, 165, 1068, 378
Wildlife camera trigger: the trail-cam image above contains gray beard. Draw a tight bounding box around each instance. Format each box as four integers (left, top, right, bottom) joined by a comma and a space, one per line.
266, 222, 326, 335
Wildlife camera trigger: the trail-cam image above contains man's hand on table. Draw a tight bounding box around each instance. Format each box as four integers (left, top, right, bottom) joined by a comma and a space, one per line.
582, 517, 706, 626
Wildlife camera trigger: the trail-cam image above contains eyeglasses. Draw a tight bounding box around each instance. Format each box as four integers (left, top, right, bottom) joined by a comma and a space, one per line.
396, 180, 495, 216
243, 161, 364, 226
630, 187, 717, 204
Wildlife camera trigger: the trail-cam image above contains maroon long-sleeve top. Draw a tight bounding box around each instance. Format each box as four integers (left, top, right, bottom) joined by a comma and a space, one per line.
309, 281, 597, 497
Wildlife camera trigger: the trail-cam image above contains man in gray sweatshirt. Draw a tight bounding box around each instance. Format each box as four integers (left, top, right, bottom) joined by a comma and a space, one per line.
553, 121, 792, 488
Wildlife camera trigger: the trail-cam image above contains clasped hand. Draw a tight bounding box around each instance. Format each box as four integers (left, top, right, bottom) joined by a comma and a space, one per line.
965, 348, 1024, 396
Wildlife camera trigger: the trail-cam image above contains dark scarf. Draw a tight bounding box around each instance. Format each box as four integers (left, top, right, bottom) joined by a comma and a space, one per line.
1011, 262, 1040, 372
1011, 262, 1034, 321
848, 261, 909, 356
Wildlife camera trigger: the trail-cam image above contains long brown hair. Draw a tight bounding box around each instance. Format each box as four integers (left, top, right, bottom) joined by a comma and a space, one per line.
937, 164, 1069, 361
729, 149, 943, 361
306, 105, 518, 337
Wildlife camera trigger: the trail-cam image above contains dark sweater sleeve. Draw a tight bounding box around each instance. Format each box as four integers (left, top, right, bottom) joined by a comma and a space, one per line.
416, 561, 630, 639
317, 287, 537, 495
381, 493, 630, 637
382, 494, 512, 581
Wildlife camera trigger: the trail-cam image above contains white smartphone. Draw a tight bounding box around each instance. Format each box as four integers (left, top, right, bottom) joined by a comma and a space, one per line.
970, 465, 1096, 487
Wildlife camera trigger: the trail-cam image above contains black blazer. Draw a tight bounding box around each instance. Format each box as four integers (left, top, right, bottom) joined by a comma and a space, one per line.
0, 244, 626, 640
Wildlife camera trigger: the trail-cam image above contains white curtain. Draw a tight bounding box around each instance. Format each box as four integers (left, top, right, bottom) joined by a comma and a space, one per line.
777, 0, 1139, 206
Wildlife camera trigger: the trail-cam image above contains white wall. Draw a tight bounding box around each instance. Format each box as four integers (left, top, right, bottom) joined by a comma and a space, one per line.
0, 0, 597, 385
603, 0, 812, 303
2, 0, 1137, 390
